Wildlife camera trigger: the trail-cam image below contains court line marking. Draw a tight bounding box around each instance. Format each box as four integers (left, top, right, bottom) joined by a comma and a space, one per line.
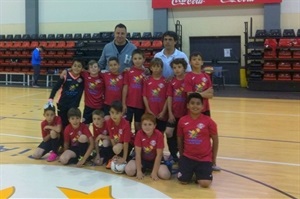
220, 135, 300, 144
221, 168, 298, 199
213, 110, 300, 117
0, 133, 299, 167
10, 92, 47, 100
218, 157, 300, 167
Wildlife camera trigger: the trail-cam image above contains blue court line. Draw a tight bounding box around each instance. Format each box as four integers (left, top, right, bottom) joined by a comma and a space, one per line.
221, 168, 298, 199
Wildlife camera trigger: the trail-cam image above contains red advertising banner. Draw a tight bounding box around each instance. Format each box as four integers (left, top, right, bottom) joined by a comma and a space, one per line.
152, 0, 282, 9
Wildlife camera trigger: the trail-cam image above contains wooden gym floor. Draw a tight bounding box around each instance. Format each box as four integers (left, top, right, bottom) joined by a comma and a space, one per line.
0, 86, 299, 199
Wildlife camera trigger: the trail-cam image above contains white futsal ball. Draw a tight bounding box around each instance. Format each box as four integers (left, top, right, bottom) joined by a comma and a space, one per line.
111, 161, 126, 174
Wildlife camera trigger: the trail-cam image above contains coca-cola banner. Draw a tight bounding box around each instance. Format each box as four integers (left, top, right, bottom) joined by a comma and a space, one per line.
152, 0, 282, 8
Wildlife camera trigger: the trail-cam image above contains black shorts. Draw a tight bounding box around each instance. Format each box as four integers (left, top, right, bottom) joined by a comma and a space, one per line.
69, 143, 89, 159
38, 140, 52, 156
177, 155, 213, 182
103, 104, 111, 116
83, 105, 96, 124
99, 146, 114, 164
156, 119, 167, 133
125, 106, 144, 123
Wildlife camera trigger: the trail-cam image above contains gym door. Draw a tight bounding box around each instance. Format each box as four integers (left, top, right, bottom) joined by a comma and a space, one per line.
189, 36, 241, 85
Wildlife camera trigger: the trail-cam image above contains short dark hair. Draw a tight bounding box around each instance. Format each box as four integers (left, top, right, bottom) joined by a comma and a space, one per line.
141, 113, 156, 125
72, 58, 85, 68
110, 100, 123, 113
189, 52, 203, 61
44, 104, 56, 114
115, 23, 127, 31
132, 49, 144, 58
92, 109, 105, 118
162, 31, 178, 41
150, 57, 163, 68
87, 59, 98, 67
108, 56, 119, 64
187, 92, 203, 104
170, 58, 187, 69
39, 46, 45, 51
67, 108, 81, 119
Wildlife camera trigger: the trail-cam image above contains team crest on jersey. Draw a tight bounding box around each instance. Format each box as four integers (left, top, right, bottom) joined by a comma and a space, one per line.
118, 129, 123, 135
158, 83, 164, 89
150, 140, 157, 146
77, 78, 83, 83
197, 123, 205, 129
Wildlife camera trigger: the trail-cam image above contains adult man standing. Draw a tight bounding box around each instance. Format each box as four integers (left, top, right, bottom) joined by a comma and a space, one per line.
98, 23, 136, 72
31, 46, 45, 87
154, 31, 191, 78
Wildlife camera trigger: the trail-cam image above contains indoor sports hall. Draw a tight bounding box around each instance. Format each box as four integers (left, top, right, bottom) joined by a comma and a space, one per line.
0, 1, 299, 198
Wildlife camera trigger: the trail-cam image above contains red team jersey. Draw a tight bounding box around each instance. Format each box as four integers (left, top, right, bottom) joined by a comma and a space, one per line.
143, 76, 168, 120
134, 129, 164, 161
64, 123, 93, 147
102, 72, 123, 106
92, 123, 108, 140
106, 118, 132, 144
184, 72, 212, 113
177, 114, 217, 162
41, 116, 62, 138
123, 67, 145, 109
81, 71, 104, 109
167, 77, 187, 118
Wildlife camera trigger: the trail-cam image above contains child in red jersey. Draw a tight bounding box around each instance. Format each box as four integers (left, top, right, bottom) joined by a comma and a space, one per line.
59, 108, 94, 167
165, 58, 188, 163
125, 113, 171, 181
106, 100, 133, 171
102, 57, 123, 117
60, 60, 104, 125
122, 49, 146, 132
143, 58, 169, 132
31, 103, 62, 162
184, 52, 213, 116
177, 93, 219, 188
92, 109, 113, 166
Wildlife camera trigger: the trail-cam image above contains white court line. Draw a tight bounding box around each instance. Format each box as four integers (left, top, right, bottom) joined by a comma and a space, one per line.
0, 133, 42, 140
1, 133, 299, 167
214, 110, 299, 117
10, 92, 46, 100
218, 156, 300, 167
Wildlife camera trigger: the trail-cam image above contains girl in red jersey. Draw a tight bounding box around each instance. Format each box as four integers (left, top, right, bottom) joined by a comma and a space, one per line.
125, 113, 171, 181
31, 103, 62, 162
59, 108, 94, 167
143, 58, 169, 132
92, 109, 113, 166
177, 93, 219, 188
122, 49, 147, 133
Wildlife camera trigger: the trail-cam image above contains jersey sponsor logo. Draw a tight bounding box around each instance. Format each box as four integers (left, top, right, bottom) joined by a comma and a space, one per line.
171, 0, 205, 6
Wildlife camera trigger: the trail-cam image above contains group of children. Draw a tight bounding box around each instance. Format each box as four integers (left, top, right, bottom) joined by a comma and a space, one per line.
31, 49, 219, 188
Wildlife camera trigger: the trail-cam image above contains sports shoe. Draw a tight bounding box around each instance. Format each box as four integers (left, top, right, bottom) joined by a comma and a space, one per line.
106, 159, 112, 169
212, 165, 221, 171
47, 151, 58, 162
32, 84, 40, 88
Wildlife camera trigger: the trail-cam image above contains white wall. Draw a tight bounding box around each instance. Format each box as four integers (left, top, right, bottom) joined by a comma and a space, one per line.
0, 0, 299, 59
